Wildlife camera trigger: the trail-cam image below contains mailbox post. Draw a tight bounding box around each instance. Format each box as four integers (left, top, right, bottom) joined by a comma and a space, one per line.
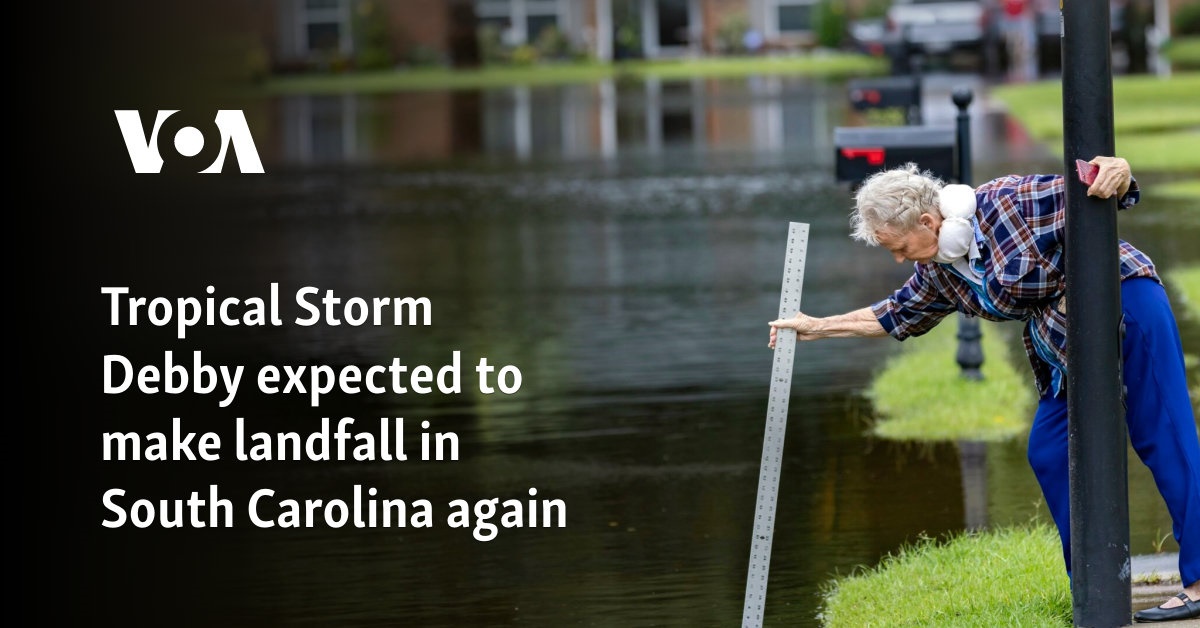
952, 88, 983, 381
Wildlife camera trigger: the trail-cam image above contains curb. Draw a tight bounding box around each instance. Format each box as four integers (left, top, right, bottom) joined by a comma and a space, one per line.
1131, 553, 1199, 625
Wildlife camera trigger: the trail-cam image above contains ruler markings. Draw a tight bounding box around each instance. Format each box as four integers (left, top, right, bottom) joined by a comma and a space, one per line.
741, 222, 809, 628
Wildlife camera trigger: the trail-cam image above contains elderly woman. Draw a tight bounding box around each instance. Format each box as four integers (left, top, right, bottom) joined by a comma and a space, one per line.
769, 157, 1199, 623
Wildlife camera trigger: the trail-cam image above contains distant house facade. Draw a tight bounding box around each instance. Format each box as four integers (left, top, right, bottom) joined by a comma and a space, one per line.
258, 0, 1187, 71
258, 0, 843, 71
476, 0, 831, 60
271, 0, 460, 70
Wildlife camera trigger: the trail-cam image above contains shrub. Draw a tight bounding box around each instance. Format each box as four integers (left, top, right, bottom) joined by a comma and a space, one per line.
857, 0, 891, 20
534, 25, 573, 60
478, 23, 507, 64
510, 44, 539, 66
716, 12, 751, 54
354, 0, 394, 70
405, 44, 445, 67
1176, 2, 1200, 36
613, 0, 642, 59
815, 0, 848, 49
1163, 36, 1200, 70
327, 51, 353, 74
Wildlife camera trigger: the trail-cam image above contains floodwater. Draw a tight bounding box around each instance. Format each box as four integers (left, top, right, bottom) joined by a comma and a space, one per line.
90, 74, 1199, 626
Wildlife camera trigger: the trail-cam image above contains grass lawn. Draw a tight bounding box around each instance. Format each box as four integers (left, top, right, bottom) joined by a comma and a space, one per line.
1169, 265, 1200, 321
1166, 265, 1200, 417
820, 524, 1071, 627
1164, 36, 1200, 70
262, 53, 887, 94
991, 73, 1200, 183
867, 320, 1034, 442
1157, 179, 1200, 200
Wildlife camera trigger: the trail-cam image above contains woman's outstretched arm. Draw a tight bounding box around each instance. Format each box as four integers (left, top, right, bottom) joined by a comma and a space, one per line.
768, 307, 887, 348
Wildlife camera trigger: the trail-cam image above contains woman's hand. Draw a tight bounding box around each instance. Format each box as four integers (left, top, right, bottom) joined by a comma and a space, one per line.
768, 312, 821, 348
1087, 156, 1132, 199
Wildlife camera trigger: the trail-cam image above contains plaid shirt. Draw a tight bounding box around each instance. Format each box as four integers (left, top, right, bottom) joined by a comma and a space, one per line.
870, 174, 1158, 398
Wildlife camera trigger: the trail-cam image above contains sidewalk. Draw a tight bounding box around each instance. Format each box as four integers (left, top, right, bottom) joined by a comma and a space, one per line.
1132, 553, 1200, 627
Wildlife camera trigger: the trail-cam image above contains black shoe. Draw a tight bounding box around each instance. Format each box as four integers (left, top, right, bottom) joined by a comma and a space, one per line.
1134, 592, 1200, 623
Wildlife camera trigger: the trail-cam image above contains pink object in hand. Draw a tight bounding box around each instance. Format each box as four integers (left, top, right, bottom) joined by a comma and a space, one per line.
1076, 159, 1099, 186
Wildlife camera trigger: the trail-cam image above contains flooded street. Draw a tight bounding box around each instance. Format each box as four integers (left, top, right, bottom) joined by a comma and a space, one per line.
84, 73, 1198, 626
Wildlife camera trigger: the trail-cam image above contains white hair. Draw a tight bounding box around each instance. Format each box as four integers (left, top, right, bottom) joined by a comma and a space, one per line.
849, 163, 944, 246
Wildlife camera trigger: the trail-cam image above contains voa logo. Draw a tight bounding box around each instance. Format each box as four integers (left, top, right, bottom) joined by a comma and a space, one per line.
114, 110, 265, 174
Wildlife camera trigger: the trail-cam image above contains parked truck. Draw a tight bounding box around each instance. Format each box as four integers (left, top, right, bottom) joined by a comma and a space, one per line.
884, 0, 999, 73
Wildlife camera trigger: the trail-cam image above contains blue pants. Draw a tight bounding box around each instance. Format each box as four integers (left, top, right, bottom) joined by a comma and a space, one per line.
1027, 277, 1200, 586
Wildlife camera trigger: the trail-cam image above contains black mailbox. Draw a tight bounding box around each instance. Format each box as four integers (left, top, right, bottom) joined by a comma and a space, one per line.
847, 76, 921, 111
834, 126, 956, 184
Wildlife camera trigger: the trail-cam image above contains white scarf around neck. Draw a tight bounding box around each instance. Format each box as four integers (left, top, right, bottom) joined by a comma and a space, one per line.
933, 184, 977, 264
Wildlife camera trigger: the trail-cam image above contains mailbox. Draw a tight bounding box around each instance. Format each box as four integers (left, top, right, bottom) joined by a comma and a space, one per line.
834, 126, 956, 184
847, 76, 921, 111
848, 75, 922, 125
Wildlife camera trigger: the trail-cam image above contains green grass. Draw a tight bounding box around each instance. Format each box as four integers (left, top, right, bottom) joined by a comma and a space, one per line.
1163, 36, 1200, 69
1109, 130, 1200, 173
1168, 265, 1200, 320
867, 320, 1034, 442
820, 524, 1071, 628
262, 53, 887, 94
1156, 179, 1200, 200
1168, 266, 1200, 412
1134, 571, 1182, 586
991, 73, 1200, 174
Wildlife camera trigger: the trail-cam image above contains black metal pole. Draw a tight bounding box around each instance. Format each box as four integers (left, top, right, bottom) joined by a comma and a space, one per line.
955, 315, 983, 380
907, 57, 924, 126
953, 89, 972, 186
1062, 1, 1130, 625
957, 440, 988, 531
952, 88, 983, 381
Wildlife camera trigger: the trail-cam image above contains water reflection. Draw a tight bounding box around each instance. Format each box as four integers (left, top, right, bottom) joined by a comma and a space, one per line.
265, 76, 843, 166
959, 441, 989, 532
260, 73, 1067, 175
272, 91, 485, 165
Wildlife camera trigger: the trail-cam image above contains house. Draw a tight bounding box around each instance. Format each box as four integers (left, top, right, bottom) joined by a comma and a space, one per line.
251, 0, 1190, 71
253, 0, 848, 71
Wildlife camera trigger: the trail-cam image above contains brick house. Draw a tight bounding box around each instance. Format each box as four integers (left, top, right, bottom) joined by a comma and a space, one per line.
257, 0, 846, 70
257, 0, 1181, 70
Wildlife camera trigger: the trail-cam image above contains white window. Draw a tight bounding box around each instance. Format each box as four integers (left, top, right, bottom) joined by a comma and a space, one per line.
776, 0, 816, 33
476, 0, 563, 45
302, 0, 352, 54
766, 0, 817, 36
526, 0, 561, 41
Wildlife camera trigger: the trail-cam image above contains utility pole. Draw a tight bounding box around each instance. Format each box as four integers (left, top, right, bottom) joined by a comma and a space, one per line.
1061, 0, 1131, 625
